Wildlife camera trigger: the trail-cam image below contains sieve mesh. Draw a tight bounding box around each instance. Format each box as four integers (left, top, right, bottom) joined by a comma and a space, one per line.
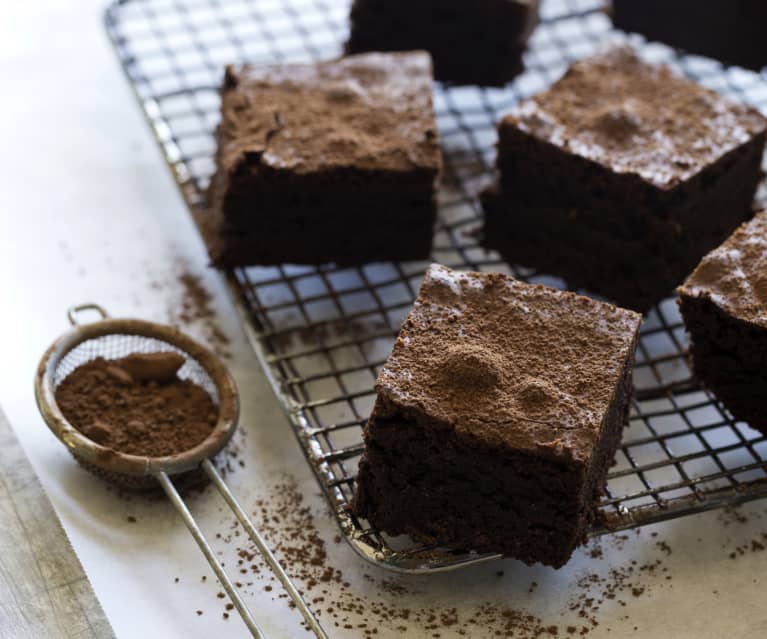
53, 334, 220, 406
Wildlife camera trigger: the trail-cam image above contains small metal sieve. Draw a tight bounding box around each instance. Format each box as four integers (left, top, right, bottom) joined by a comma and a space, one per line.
35, 304, 328, 639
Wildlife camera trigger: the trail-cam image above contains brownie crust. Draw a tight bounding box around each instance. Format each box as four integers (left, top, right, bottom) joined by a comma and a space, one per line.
678, 211, 767, 433
482, 48, 767, 311
353, 264, 642, 567
346, 0, 540, 86
205, 51, 441, 266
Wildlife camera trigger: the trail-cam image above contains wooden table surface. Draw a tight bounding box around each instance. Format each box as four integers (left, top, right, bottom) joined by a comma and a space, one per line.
0, 406, 115, 639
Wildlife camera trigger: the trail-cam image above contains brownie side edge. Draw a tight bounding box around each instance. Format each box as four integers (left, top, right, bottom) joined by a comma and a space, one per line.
678, 292, 767, 433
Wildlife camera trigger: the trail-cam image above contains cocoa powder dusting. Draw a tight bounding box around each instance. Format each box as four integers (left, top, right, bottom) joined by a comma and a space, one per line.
206, 478, 679, 637
176, 270, 231, 358
55, 353, 217, 457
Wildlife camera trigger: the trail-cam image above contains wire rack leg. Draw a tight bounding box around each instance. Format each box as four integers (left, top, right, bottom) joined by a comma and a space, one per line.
202, 459, 329, 639
155, 470, 266, 639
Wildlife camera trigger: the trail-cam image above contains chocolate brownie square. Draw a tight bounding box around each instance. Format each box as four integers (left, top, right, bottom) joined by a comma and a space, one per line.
613, 0, 767, 71
481, 47, 766, 312
205, 51, 441, 266
346, 0, 539, 86
352, 264, 642, 567
678, 211, 767, 434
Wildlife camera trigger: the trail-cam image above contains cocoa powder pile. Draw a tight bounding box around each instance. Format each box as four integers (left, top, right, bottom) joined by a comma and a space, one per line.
55, 352, 218, 457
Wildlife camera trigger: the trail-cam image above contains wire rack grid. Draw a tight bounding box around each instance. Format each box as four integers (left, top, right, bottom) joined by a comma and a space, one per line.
105, 0, 767, 572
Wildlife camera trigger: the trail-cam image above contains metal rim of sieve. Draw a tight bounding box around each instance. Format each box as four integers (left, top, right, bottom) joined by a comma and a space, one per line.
34, 303, 239, 479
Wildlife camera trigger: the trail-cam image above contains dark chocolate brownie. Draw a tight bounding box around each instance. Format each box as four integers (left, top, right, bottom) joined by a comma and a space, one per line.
613, 0, 767, 71
352, 264, 642, 567
205, 51, 441, 267
346, 0, 539, 86
481, 47, 767, 312
678, 211, 767, 434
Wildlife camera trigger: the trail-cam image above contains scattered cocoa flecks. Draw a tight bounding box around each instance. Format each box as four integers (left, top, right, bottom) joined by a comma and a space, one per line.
380, 579, 410, 597
728, 535, 767, 559
174, 577, 179, 583
717, 506, 749, 527
126, 516, 137, 523
655, 541, 672, 556
207, 476, 677, 636
157, 259, 232, 359
177, 270, 231, 358
196, 610, 203, 616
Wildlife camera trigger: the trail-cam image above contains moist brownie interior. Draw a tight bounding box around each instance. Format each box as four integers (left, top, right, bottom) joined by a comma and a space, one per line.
353, 264, 642, 567
346, 0, 540, 86
613, 0, 767, 71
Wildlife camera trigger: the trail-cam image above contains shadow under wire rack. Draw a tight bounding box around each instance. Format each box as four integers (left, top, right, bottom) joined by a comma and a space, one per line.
105, 0, 767, 572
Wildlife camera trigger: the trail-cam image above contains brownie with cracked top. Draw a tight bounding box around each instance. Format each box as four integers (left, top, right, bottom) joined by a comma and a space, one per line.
205, 51, 441, 266
678, 211, 767, 434
481, 47, 767, 312
613, 0, 767, 71
352, 264, 642, 567
346, 0, 539, 86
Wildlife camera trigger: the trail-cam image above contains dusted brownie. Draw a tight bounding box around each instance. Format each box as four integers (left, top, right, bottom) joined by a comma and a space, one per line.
205, 51, 441, 266
352, 264, 642, 567
346, 0, 539, 86
613, 0, 767, 71
481, 48, 767, 312
678, 211, 767, 434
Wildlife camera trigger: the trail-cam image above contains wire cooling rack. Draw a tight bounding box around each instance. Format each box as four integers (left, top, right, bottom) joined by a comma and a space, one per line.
105, 0, 767, 572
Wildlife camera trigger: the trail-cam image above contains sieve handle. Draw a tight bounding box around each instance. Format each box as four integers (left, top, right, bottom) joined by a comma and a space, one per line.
67, 303, 109, 326
155, 471, 267, 639
202, 459, 330, 639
